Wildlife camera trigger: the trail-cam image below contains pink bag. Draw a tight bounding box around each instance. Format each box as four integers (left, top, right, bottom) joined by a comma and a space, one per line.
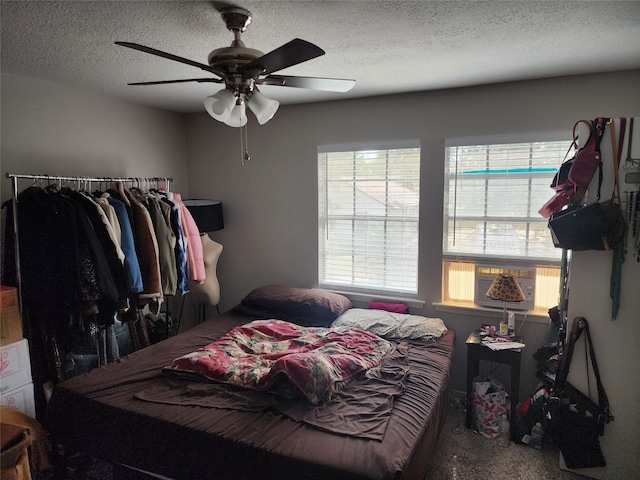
567, 119, 606, 188
539, 118, 609, 218
538, 190, 572, 219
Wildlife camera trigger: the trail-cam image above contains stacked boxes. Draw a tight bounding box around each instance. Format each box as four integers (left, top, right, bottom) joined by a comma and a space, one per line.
0, 286, 35, 418
1, 286, 23, 346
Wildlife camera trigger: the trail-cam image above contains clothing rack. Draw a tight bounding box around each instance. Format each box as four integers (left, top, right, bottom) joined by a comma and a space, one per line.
6, 173, 173, 321
6, 173, 178, 418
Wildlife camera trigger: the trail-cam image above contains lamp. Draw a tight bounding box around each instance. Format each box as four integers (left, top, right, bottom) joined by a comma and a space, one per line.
224, 102, 248, 128
203, 86, 279, 127
247, 91, 280, 125
204, 89, 237, 122
182, 200, 224, 233
485, 274, 526, 334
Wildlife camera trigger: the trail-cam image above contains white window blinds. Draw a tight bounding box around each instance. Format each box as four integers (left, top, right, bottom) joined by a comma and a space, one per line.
318, 145, 420, 295
444, 141, 566, 262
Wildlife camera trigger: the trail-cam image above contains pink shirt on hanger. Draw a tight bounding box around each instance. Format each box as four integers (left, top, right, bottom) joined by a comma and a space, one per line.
173, 192, 206, 284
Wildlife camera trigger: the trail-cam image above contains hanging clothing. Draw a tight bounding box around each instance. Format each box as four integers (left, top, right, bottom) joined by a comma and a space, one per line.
122, 184, 163, 300
160, 191, 190, 295
72, 191, 129, 294
96, 196, 122, 246
104, 193, 144, 294
2, 176, 183, 383
147, 192, 178, 296
5, 186, 121, 318
173, 192, 206, 284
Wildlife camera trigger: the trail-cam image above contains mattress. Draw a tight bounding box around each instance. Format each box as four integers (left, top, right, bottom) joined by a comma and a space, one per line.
45, 310, 455, 480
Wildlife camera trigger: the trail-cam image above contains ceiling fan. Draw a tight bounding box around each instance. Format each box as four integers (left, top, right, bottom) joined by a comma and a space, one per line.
116, 3, 355, 126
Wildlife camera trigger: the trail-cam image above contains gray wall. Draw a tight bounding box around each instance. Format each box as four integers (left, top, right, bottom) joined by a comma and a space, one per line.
0, 73, 189, 200
1, 72, 189, 315
186, 70, 640, 479
1, 69, 639, 479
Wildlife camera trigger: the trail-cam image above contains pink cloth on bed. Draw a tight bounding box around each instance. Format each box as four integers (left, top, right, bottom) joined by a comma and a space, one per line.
163, 319, 393, 405
368, 302, 409, 314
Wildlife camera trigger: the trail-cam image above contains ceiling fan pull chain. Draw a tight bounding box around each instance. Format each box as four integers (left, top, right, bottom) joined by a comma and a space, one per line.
241, 124, 251, 165
240, 126, 244, 165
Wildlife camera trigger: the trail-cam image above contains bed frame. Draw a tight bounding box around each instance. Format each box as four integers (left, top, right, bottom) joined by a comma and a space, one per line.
45, 309, 455, 480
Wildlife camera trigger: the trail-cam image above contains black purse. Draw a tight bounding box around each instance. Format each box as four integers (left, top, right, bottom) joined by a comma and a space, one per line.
548, 198, 626, 251
546, 317, 613, 469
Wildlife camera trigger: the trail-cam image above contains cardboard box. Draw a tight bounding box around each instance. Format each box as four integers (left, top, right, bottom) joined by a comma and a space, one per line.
1, 286, 23, 347
0, 381, 35, 418
0, 339, 32, 395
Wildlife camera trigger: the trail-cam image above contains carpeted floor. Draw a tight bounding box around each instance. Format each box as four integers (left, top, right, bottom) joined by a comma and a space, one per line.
423, 398, 589, 480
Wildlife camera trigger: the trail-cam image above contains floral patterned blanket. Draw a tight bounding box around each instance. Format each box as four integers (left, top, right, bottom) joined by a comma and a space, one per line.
163, 319, 394, 405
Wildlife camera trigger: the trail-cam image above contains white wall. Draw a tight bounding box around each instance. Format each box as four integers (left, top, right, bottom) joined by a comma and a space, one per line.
185, 70, 640, 479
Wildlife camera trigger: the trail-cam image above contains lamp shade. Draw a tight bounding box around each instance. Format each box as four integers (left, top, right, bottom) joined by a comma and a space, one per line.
204, 89, 237, 122
485, 274, 526, 302
224, 103, 248, 127
248, 91, 280, 125
183, 200, 224, 233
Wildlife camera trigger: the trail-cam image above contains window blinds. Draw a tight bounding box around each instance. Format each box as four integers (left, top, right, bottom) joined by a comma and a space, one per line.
444, 141, 566, 262
318, 146, 420, 294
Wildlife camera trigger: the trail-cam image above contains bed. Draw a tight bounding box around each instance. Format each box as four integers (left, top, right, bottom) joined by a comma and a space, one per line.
45, 285, 456, 480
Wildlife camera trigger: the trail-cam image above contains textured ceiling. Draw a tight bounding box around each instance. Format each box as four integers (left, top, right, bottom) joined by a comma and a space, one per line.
2, 1, 640, 114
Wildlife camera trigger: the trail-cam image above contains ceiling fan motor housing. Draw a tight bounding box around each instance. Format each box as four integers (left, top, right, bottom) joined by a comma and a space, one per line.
208, 7, 264, 79
220, 7, 252, 33
207, 45, 264, 74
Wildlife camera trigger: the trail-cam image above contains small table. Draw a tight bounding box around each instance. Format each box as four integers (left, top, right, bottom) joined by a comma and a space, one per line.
466, 331, 523, 436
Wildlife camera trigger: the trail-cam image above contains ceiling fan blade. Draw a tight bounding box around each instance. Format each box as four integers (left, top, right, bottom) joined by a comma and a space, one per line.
240, 38, 324, 76
260, 75, 355, 93
115, 42, 220, 76
127, 78, 223, 86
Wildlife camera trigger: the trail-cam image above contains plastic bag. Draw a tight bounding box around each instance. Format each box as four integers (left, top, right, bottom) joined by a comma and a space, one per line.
473, 376, 508, 438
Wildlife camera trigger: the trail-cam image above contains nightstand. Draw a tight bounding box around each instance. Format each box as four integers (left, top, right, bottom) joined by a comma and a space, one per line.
465, 330, 523, 437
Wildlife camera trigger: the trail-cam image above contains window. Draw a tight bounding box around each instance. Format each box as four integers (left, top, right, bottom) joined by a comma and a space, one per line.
443, 140, 565, 310
318, 143, 420, 295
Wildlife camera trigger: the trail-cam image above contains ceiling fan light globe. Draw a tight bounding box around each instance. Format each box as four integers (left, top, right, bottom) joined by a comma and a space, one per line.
248, 91, 279, 125
204, 89, 236, 121
224, 103, 248, 127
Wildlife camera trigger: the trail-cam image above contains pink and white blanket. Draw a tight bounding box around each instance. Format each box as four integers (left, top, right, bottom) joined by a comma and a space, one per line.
163, 319, 393, 405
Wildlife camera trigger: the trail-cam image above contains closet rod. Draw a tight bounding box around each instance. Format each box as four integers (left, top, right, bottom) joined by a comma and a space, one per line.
6, 173, 173, 183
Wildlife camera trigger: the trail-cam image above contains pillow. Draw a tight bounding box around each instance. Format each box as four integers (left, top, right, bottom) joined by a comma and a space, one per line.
368, 301, 409, 314
332, 308, 447, 341
235, 285, 352, 327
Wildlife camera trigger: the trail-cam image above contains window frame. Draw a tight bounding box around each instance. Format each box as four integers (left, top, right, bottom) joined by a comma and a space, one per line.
317, 141, 421, 297
441, 134, 569, 310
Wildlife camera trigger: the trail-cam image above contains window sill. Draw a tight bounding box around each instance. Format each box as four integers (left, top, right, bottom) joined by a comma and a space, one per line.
432, 302, 549, 324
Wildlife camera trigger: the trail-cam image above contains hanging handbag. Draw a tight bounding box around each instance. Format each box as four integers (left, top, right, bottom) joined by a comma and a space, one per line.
539, 118, 607, 219
566, 118, 607, 189
548, 118, 626, 250
545, 317, 613, 469
548, 199, 625, 251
